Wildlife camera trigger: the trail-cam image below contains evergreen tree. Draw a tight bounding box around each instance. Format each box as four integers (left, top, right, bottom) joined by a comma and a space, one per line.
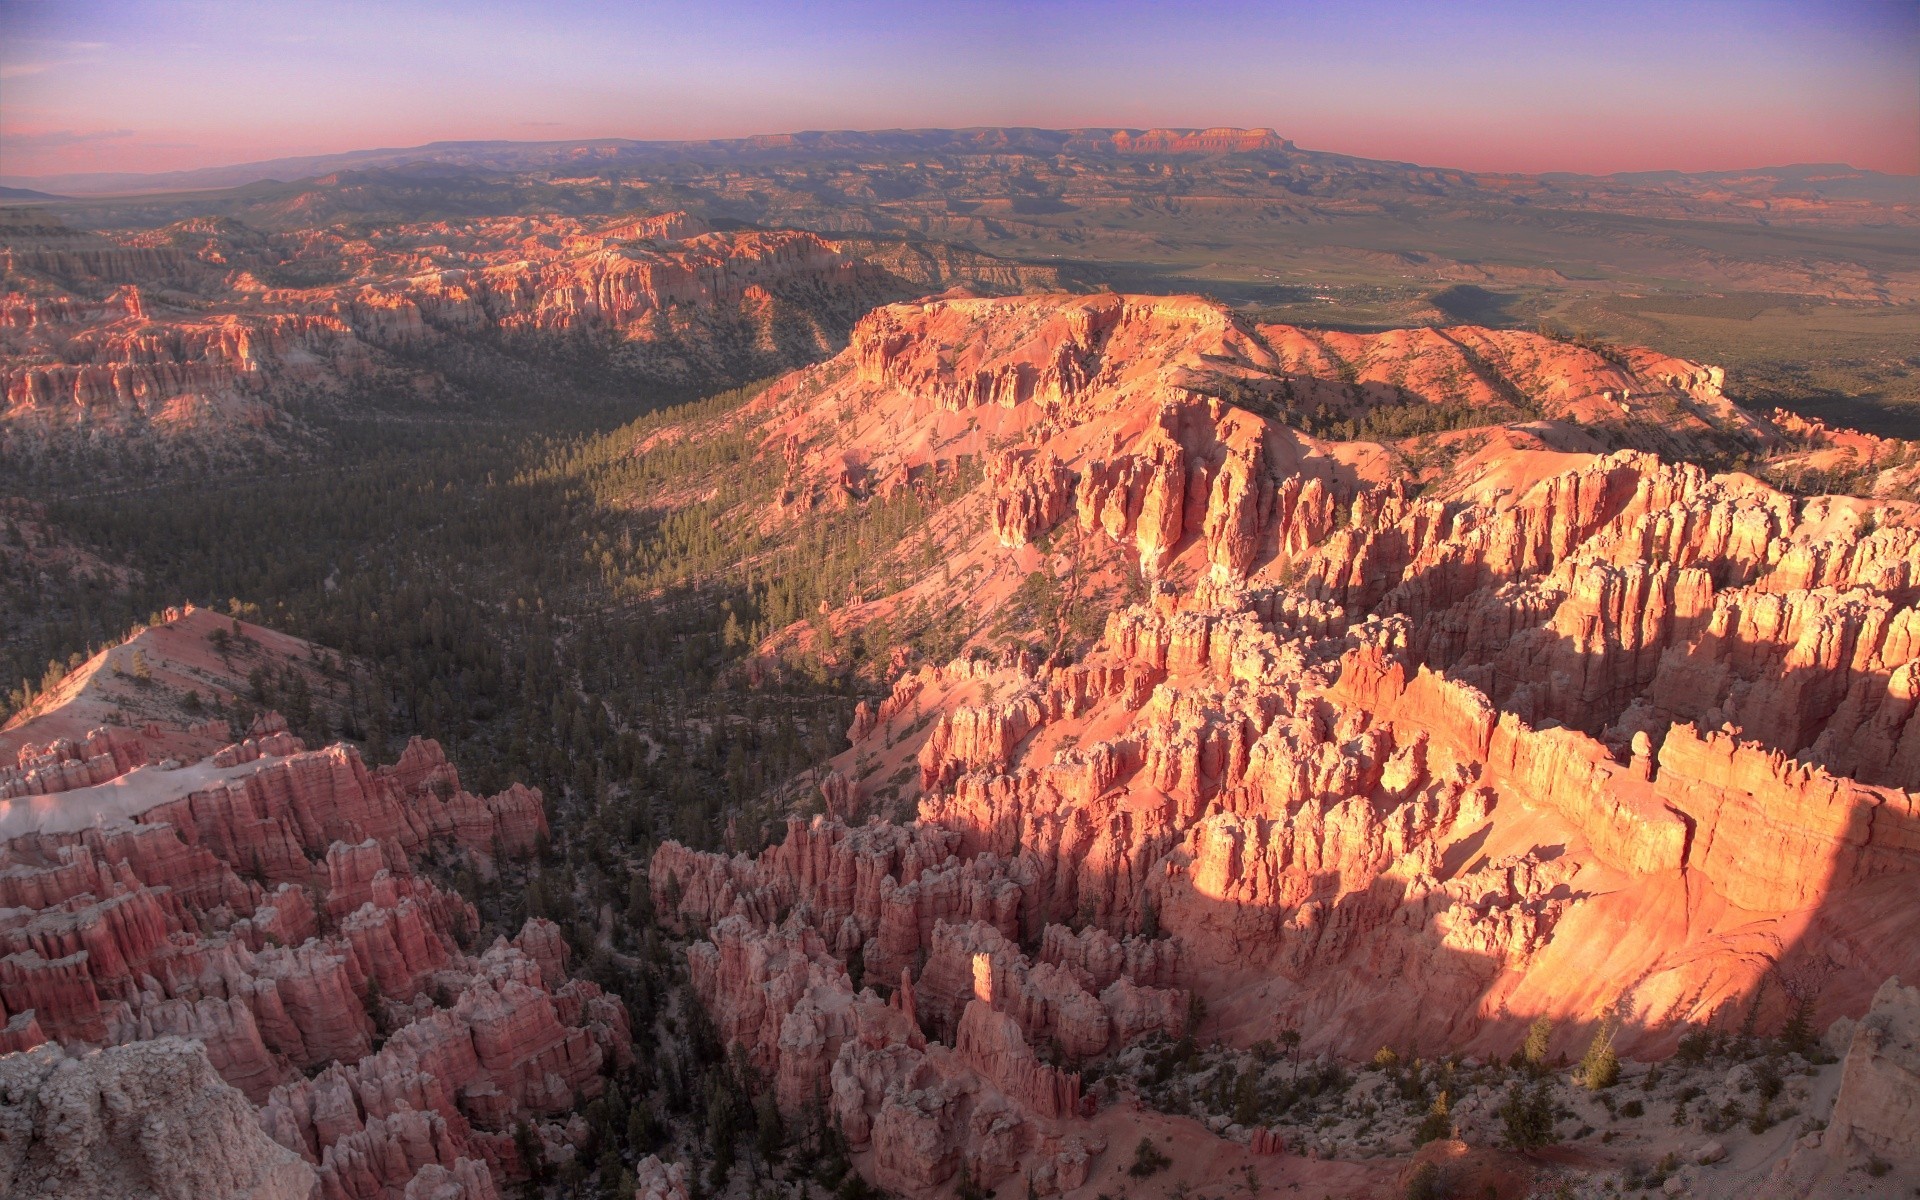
513, 1119, 551, 1183
1521, 1015, 1554, 1071
1498, 1080, 1558, 1150
1415, 1090, 1452, 1144
1579, 1020, 1621, 1090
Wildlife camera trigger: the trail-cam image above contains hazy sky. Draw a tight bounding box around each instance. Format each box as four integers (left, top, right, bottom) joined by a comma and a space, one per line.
3, 0, 1916, 179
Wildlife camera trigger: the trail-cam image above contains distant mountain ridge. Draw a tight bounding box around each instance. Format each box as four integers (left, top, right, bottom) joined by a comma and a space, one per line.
6, 126, 1912, 198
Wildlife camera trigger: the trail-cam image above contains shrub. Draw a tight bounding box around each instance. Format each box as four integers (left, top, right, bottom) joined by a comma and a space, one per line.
1128, 1137, 1172, 1178
1414, 1090, 1452, 1145
1404, 1161, 1447, 1200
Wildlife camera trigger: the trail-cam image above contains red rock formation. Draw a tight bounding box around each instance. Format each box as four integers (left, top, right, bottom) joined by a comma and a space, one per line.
1, 212, 1057, 458
0, 670, 618, 1200
990, 449, 1077, 547
1249, 1126, 1287, 1155
643, 291, 1920, 1193
1103, 127, 1291, 153
1, 724, 147, 799
657, 813, 1191, 1191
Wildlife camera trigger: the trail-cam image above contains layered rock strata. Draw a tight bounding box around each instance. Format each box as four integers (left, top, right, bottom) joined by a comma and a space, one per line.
652, 820, 1164, 1193
1, 211, 1055, 456
0, 712, 628, 1200
649, 292, 1920, 1193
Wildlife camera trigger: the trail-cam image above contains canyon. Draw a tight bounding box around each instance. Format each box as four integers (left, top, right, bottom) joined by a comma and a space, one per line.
7, 125, 1916, 478
639, 292, 1920, 1195
0, 208, 1053, 463
3, 272, 1916, 1196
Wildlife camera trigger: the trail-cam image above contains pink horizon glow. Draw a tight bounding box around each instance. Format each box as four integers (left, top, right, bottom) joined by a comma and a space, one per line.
3, 0, 1915, 182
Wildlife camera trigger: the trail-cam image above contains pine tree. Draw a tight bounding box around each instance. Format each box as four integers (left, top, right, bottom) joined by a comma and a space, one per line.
1415, 1089, 1452, 1144
1579, 1020, 1621, 1090
755, 1091, 785, 1161
1780, 995, 1817, 1057
1233, 1066, 1260, 1125
628, 1102, 661, 1153
513, 1119, 550, 1182
1499, 1079, 1558, 1150
1278, 1027, 1302, 1063
1522, 1015, 1554, 1071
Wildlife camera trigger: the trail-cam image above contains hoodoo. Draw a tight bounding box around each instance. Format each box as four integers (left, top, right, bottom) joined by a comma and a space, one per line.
0, 613, 629, 1200
646, 292, 1920, 1195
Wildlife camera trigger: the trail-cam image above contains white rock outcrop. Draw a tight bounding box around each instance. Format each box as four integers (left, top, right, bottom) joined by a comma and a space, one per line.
0, 1036, 317, 1200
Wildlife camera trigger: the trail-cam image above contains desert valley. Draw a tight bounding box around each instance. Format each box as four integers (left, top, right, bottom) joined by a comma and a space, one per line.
2, 8, 1918, 1199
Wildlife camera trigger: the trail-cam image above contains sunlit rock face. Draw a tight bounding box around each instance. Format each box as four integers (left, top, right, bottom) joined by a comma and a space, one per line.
649, 291, 1920, 1193
0, 210, 1057, 463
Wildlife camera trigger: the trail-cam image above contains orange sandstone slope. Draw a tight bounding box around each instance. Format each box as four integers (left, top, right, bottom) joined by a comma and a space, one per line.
0, 605, 338, 768
646, 293, 1919, 1192
0, 608, 632, 1200
0, 209, 1054, 460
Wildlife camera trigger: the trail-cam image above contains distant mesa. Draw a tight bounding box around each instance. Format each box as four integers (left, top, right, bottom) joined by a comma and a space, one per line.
5, 125, 1907, 199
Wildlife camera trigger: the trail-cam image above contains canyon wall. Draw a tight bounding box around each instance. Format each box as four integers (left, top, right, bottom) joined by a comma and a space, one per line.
650, 292, 1920, 1193
1, 211, 1056, 459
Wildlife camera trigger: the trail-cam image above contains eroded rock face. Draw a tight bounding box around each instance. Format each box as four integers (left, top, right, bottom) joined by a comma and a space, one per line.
0, 1036, 318, 1200
631, 1155, 690, 1200
653, 832, 1158, 1192
0, 643, 628, 1200
1, 724, 147, 799
1824, 976, 1920, 1164
649, 292, 1920, 1193
0, 211, 1056, 461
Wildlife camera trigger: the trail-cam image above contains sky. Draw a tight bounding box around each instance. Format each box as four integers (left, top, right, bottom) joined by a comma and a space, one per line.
2, 0, 1916, 181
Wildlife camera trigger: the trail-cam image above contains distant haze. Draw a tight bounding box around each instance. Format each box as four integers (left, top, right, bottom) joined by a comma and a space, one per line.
2, 0, 1915, 179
